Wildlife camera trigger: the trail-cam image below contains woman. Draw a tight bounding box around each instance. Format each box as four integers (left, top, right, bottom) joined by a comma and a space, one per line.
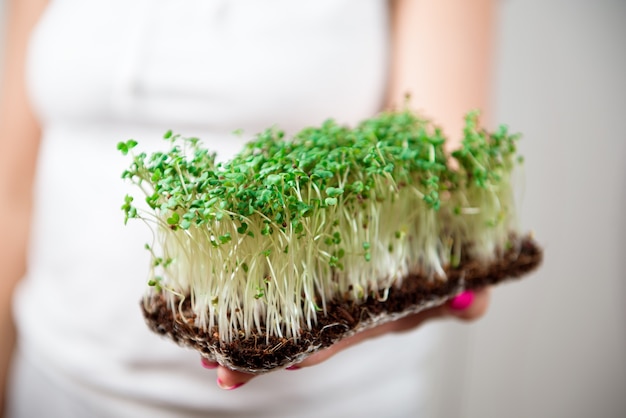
1, 1, 492, 416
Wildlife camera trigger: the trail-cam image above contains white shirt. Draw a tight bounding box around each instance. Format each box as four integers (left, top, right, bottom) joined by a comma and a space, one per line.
9, 1, 439, 417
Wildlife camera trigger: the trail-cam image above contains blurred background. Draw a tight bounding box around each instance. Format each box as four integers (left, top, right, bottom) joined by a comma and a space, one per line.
432, 1, 626, 418
1, 1, 624, 418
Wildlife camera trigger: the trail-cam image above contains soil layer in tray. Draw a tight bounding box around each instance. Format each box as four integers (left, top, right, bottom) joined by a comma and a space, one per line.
142, 235, 542, 373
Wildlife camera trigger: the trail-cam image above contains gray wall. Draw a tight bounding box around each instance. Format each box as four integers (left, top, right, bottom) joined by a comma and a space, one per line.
1, 1, 625, 417
436, 2, 626, 418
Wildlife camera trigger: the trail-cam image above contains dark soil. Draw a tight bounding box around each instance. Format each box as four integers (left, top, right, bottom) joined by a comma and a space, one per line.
142, 235, 542, 373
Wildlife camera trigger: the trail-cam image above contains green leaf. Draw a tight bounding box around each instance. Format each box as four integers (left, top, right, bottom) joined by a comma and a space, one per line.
325, 187, 344, 197
293, 221, 304, 234
312, 170, 333, 180
167, 212, 180, 225
350, 181, 364, 194
117, 139, 137, 155
219, 233, 232, 244
237, 222, 249, 234
266, 174, 282, 186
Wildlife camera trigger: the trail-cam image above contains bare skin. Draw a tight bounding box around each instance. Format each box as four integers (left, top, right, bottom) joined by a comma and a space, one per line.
210, 289, 491, 389
0, 0, 495, 405
0, 0, 48, 414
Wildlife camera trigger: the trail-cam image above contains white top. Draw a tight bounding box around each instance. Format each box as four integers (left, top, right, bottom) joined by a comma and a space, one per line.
10, 1, 440, 417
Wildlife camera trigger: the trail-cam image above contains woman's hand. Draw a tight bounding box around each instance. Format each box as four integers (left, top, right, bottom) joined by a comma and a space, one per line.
203, 0, 496, 391
202, 288, 490, 390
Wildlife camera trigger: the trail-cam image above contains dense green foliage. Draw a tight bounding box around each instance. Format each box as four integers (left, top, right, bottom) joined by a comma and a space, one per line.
119, 109, 521, 342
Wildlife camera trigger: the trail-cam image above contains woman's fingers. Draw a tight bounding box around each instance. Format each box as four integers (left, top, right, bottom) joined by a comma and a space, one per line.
296, 288, 491, 368
215, 366, 254, 390
200, 357, 255, 390
200, 357, 218, 370
202, 287, 491, 388
447, 288, 490, 321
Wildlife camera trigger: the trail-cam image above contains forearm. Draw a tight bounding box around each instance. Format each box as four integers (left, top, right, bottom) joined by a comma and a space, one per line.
0, 190, 35, 416
0, 0, 47, 414
0, 235, 24, 417
387, 0, 495, 142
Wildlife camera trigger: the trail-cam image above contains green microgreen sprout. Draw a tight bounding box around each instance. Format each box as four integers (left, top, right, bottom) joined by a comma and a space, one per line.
120, 109, 523, 343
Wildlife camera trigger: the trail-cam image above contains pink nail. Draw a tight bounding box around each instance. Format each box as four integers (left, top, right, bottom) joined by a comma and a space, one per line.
200, 357, 218, 369
217, 378, 245, 390
449, 291, 475, 311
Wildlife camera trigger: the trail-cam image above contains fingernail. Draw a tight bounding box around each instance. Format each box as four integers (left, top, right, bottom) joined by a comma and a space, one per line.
200, 357, 218, 369
217, 377, 245, 390
449, 291, 475, 311
285, 365, 300, 371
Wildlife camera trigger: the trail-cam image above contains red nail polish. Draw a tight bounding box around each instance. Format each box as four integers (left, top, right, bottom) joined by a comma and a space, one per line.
217, 377, 245, 390
201, 357, 218, 369
285, 365, 300, 370
449, 291, 474, 311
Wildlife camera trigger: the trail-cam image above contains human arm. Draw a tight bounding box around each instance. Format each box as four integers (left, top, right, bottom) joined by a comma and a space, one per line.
386, 0, 495, 143
0, 0, 48, 414
212, 0, 495, 389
